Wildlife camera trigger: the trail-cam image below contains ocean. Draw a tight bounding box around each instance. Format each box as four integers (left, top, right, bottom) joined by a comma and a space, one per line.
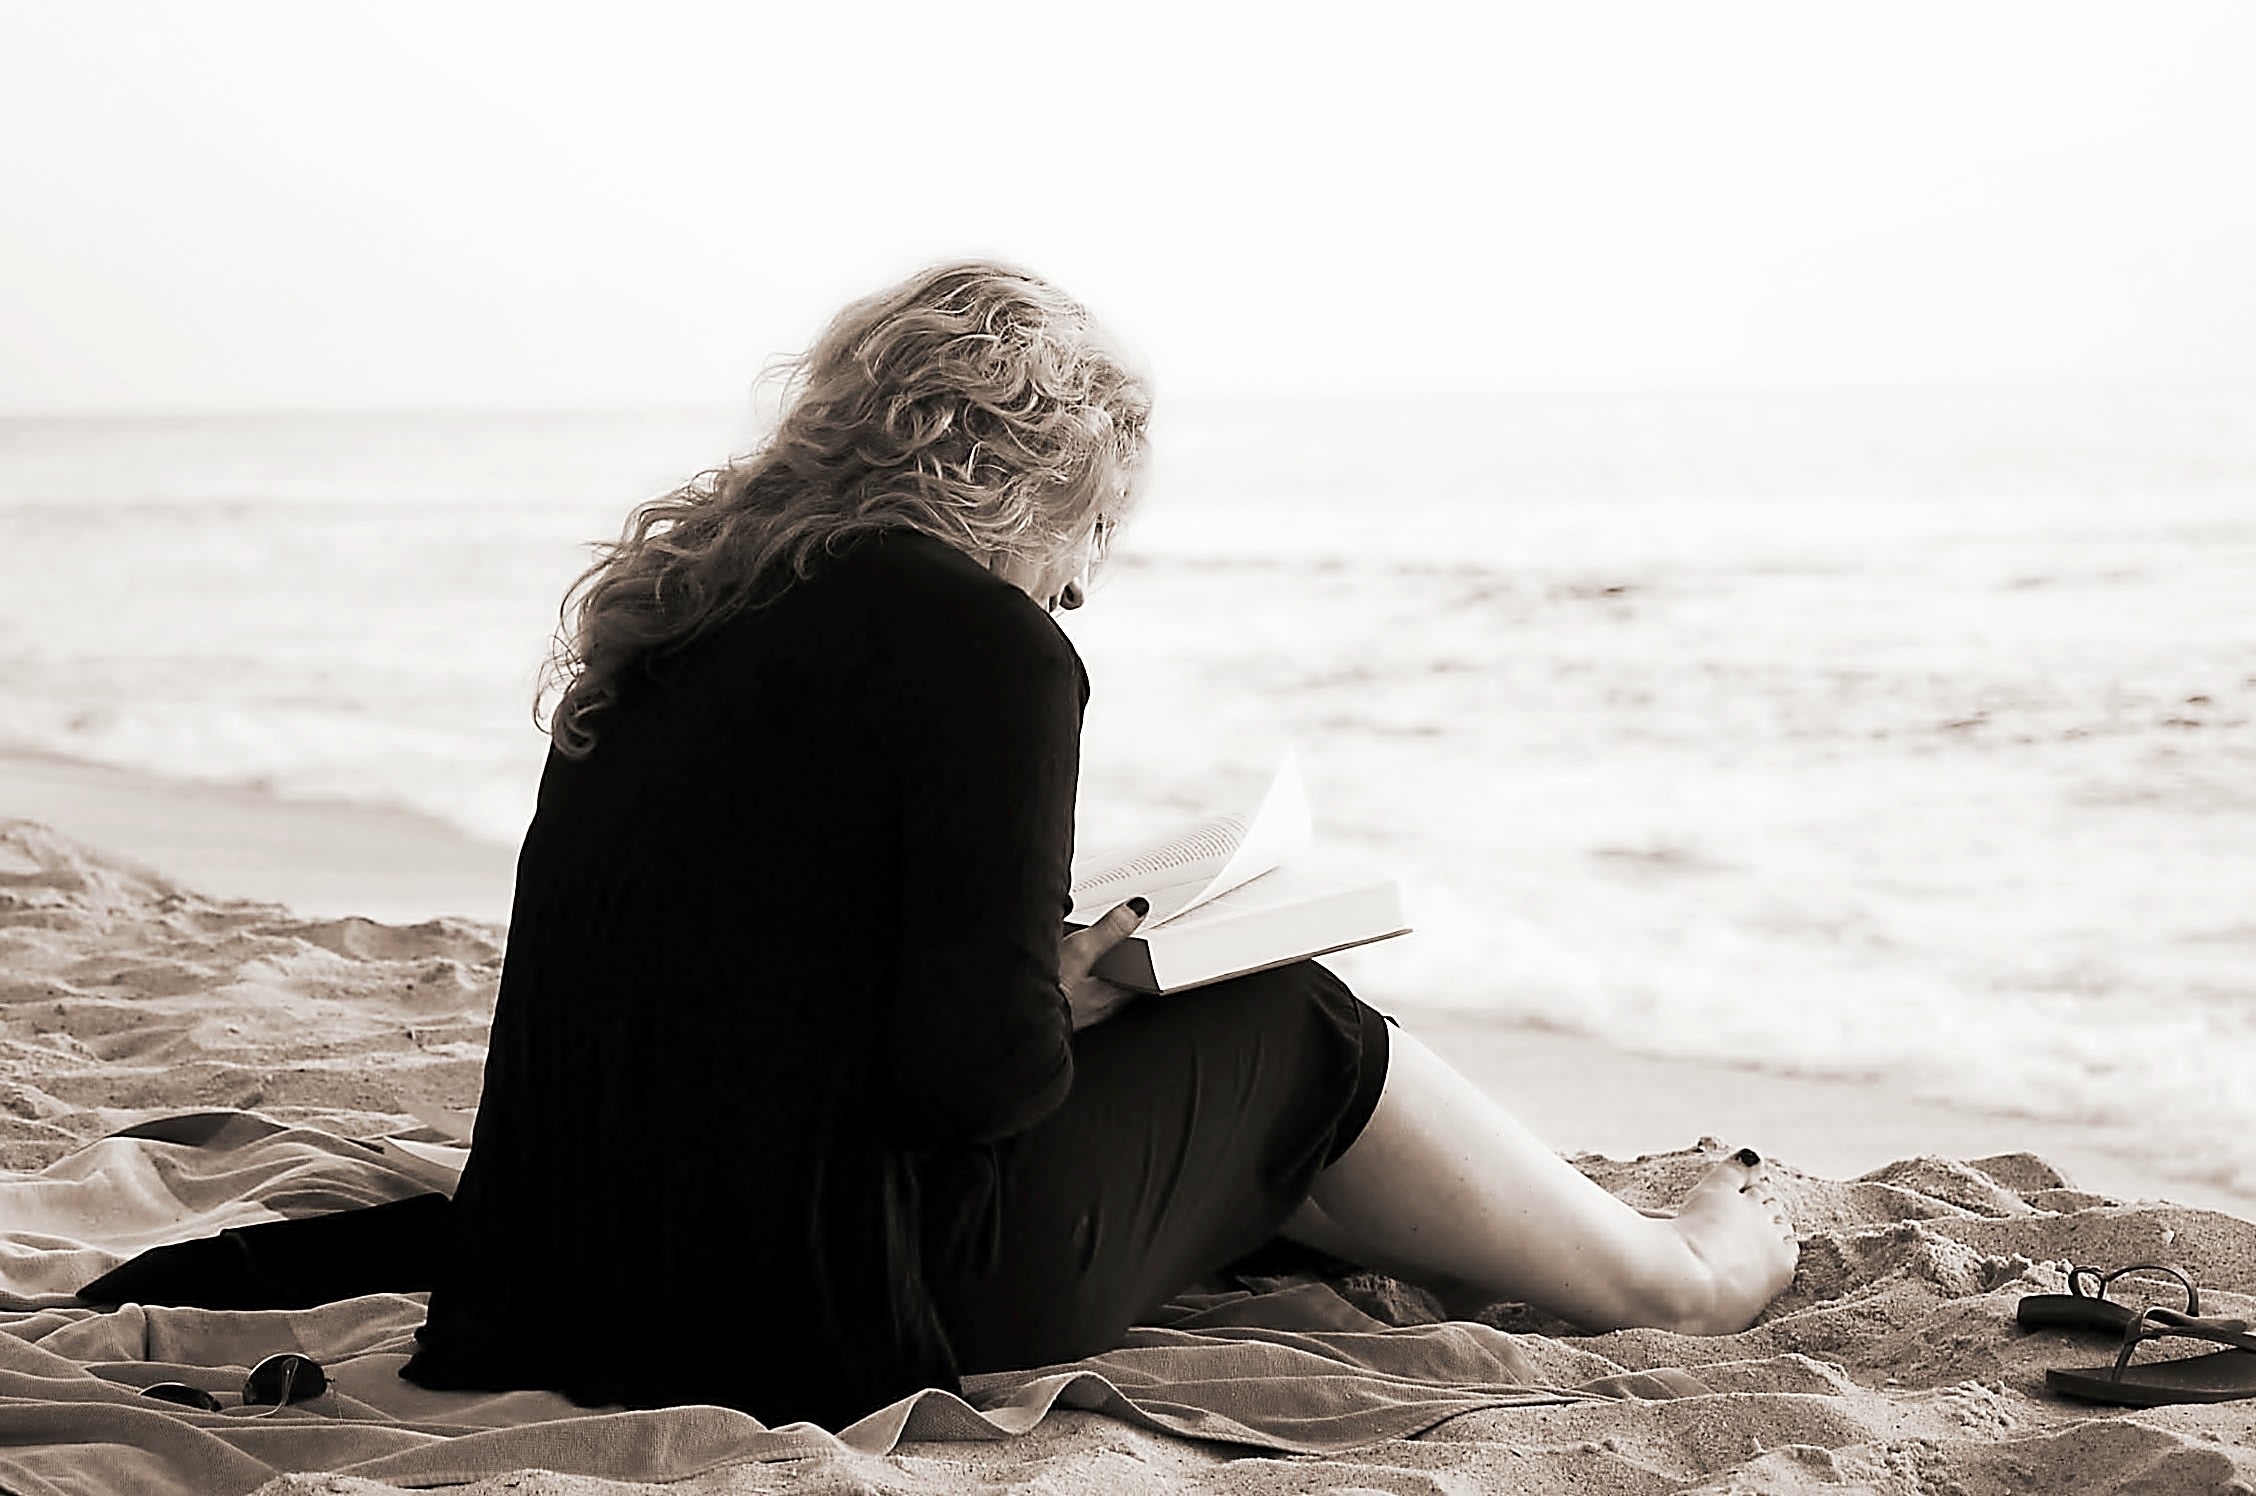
3, 387, 2252, 1191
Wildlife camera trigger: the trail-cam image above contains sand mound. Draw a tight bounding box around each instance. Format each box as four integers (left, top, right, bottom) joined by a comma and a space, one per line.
7, 817, 2256, 1494
0, 819, 501, 1171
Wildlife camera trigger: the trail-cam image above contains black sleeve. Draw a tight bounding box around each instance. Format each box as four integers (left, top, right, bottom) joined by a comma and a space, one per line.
875, 575, 1085, 1147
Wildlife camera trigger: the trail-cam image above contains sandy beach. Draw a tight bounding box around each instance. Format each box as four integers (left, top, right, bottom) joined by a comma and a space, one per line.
0, 750, 519, 928
8, 771, 2256, 1493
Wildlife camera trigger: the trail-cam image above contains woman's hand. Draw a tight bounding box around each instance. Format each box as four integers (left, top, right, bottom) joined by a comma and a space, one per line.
1060, 898, 1149, 1032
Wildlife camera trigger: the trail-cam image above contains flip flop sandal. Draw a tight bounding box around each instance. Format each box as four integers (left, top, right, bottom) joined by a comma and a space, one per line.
2046, 1305, 2256, 1407
2016, 1263, 2207, 1335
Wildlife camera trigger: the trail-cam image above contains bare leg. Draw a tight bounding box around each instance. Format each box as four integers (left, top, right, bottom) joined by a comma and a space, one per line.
1285, 1027, 1797, 1335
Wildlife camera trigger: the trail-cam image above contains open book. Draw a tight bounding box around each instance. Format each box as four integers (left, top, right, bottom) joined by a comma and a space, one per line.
1068, 752, 1409, 994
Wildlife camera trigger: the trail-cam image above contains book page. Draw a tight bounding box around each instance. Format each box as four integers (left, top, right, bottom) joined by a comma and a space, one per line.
1070, 750, 1313, 927
1068, 814, 1245, 925
1165, 748, 1311, 925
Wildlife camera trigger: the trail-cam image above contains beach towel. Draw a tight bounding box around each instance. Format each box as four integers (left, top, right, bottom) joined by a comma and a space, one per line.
0, 1111, 1699, 1495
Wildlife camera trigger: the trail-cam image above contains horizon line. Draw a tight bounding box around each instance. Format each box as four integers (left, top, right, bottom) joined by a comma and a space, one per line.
3, 373, 2254, 422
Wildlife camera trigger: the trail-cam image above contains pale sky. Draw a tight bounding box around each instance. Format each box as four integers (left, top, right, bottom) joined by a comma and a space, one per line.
2, 0, 2251, 410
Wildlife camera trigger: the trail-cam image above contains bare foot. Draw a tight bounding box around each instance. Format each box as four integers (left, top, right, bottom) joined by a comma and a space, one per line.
1652, 1151, 1799, 1334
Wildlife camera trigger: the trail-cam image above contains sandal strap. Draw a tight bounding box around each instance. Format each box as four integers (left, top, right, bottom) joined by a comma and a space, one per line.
2070, 1262, 2201, 1317
2109, 1305, 2256, 1380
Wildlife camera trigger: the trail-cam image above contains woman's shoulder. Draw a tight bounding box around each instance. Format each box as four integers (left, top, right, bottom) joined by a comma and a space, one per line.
813, 529, 1077, 661
821, 526, 1010, 598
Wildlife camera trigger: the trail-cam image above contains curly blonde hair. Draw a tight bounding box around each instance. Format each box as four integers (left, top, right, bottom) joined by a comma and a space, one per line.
539, 261, 1151, 757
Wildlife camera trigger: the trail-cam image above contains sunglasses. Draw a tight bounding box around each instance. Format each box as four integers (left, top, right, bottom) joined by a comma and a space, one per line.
138, 1353, 328, 1414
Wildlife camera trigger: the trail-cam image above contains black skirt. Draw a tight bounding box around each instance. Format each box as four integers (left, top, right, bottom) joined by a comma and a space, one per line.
917, 959, 1392, 1374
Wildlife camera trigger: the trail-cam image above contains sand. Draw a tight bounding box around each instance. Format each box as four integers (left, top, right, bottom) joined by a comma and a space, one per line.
7, 788, 2256, 1492
0, 749, 519, 927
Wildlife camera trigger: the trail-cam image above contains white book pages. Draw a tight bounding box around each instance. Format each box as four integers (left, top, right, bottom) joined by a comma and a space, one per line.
1069, 750, 1312, 926
1093, 858, 1411, 993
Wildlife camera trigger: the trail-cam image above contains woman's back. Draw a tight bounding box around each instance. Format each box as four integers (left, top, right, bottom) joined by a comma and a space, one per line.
406, 529, 1087, 1424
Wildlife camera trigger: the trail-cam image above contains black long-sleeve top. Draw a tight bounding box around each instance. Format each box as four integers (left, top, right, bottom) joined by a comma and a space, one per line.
404, 528, 1086, 1426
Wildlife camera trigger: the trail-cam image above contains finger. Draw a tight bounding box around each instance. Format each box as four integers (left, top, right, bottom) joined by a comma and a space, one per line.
1077, 896, 1149, 954
1063, 898, 1147, 952
1059, 897, 1150, 975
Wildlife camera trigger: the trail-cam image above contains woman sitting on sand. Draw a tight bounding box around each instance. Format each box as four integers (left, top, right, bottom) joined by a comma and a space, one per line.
398, 262, 1798, 1427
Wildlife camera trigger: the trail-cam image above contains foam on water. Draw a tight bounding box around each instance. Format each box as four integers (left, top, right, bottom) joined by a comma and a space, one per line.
4, 390, 2253, 1189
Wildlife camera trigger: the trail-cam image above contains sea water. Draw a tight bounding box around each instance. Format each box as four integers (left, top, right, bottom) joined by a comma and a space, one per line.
2, 389, 2252, 1190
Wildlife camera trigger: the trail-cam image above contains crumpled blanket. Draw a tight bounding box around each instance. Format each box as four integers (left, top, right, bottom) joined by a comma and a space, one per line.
0, 1112, 1701, 1495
